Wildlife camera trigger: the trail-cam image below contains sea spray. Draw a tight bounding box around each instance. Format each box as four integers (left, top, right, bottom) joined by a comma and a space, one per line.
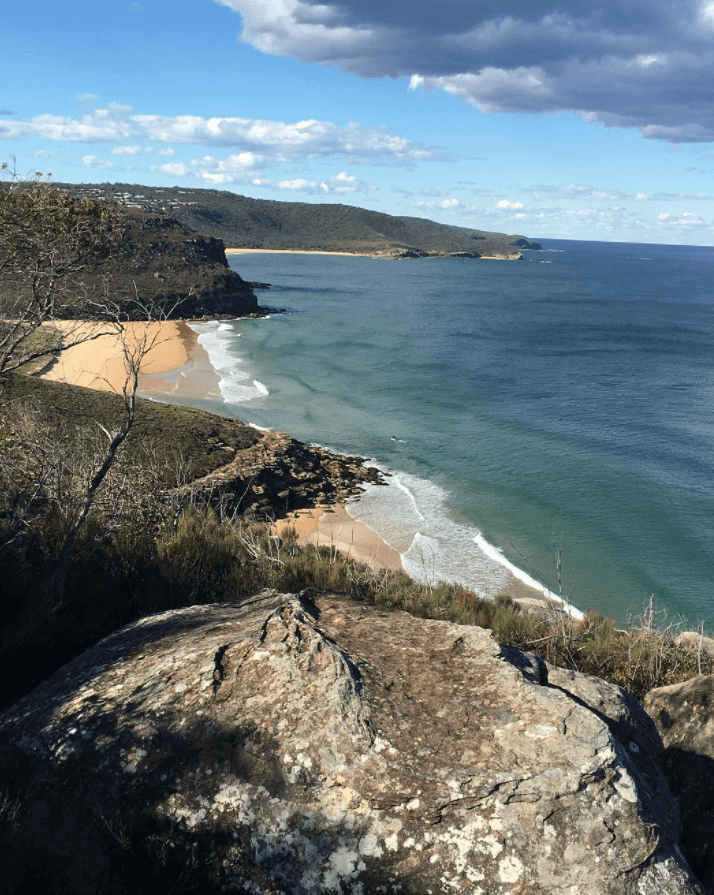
189, 321, 270, 404
348, 472, 582, 615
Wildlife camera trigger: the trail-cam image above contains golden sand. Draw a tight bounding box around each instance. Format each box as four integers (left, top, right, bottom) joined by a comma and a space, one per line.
225, 248, 369, 257
273, 505, 404, 571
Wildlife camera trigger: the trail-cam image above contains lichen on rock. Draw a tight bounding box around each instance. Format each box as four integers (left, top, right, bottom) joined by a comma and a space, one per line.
0, 590, 705, 893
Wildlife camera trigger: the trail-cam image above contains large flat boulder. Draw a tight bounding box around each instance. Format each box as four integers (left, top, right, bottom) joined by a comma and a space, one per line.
0, 590, 703, 894
644, 675, 714, 892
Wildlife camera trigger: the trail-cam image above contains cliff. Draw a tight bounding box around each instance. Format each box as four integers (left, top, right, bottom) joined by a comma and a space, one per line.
62, 208, 262, 319
0, 589, 703, 893
0, 199, 263, 322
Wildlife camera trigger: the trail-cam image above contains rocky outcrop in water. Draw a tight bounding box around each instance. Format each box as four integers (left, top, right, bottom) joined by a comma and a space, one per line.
0, 589, 703, 894
644, 675, 714, 892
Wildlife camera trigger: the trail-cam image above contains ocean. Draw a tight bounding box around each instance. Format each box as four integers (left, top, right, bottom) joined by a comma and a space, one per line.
179, 240, 714, 628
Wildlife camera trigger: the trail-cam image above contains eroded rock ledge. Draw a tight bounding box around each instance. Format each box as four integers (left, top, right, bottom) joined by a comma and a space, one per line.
182, 429, 383, 518
0, 590, 703, 894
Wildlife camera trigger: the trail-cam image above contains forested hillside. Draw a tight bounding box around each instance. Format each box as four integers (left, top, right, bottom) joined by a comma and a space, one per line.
55, 183, 542, 258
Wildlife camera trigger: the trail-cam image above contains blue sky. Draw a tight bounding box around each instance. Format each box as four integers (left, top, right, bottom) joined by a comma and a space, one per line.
3, 0, 714, 244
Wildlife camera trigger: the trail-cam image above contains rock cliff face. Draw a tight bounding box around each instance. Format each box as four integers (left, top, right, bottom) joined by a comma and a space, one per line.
0, 590, 702, 894
644, 675, 714, 892
57, 209, 261, 320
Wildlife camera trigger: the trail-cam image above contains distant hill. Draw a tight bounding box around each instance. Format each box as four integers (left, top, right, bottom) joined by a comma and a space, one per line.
54, 184, 542, 259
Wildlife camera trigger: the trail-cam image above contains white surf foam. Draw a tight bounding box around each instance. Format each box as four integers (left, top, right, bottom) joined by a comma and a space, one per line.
349, 469, 583, 617
189, 321, 270, 404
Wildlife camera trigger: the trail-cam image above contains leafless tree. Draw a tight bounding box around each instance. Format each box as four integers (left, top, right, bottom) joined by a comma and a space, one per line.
1, 162, 187, 612
0, 162, 121, 378
43, 304, 179, 606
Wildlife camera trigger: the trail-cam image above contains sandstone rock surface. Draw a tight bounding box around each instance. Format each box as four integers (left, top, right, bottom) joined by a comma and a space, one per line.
0, 590, 703, 894
644, 675, 714, 892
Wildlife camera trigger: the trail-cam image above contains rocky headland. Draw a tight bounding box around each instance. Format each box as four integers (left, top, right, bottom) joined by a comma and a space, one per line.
0, 201, 267, 323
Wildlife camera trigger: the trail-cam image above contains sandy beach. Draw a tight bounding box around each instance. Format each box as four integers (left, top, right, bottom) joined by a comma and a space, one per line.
225, 248, 370, 257
40, 319, 222, 400
273, 505, 404, 571
37, 318, 402, 573
36, 317, 571, 612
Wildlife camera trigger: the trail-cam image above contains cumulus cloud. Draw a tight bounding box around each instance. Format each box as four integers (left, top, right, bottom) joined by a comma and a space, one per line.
188, 152, 262, 183
203, 167, 370, 193
82, 155, 112, 168
216, 0, 714, 142
496, 199, 525, 209
111, 145, 142, 156
155, 153, 368, 192
157, 162, 191, 177
111, 146, 176, 159
0, 103, 439, 164
657, 211, 713, 228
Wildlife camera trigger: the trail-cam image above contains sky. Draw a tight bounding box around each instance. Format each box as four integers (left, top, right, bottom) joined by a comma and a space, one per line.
3, 0, 714, 245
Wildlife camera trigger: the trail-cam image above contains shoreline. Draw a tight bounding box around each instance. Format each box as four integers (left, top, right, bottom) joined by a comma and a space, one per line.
37, 317, 580, 618
226, 248, 371, 257
226, 248, 521, 261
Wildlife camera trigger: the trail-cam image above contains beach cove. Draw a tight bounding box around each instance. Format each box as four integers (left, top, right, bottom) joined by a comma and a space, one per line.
37, 311, 577, 618
192, 244, 714, 628
34, 237, 714, 628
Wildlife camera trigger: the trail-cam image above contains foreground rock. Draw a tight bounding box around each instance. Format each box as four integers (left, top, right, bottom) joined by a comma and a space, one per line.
0, 590, 703, 894
644, 675, 714, 892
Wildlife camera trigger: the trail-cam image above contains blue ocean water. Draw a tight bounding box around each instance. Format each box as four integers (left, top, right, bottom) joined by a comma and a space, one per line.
182, 241, 714, 627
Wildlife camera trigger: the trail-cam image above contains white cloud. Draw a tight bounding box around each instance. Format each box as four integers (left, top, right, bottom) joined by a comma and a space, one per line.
526, 183, 714, 202
700, 1, 714, 28
31, 149, 56, 159
0, 103, 440, 164
190, 152, 262, 183
657, 211, 712, 228
440, 198, 460, 208
82, 155, 112, 168
496, 199, 525, 209
157, 162, 191, 177
217, 0, 714, 142
111, 145, 142, 155
251, 171, 370, 194
277, 178, 316, 190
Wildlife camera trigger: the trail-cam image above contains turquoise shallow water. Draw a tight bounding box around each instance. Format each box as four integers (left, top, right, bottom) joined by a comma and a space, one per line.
176, 241, 714, 627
